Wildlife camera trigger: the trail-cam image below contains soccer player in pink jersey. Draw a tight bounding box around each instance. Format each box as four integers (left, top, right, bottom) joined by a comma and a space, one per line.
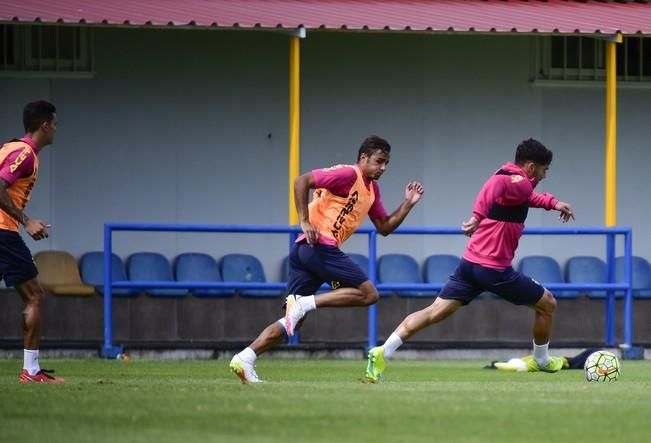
0, 101, 64, 383
230, 135, 424, 383
366, 138, 575, 382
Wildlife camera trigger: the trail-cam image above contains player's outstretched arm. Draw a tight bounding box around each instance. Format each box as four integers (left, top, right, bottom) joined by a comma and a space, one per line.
372, 181, 424, 236
554, 201, 575, 223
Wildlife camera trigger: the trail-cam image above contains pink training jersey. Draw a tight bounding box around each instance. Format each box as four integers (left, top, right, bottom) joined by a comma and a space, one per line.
0, 136, 39, 232
463, 162, 558, 269
0, 136, 37, 185
297, 164, 389, 247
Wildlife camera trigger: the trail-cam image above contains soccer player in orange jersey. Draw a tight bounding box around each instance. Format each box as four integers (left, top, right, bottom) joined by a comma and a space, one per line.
0, 100, 64, 383
230, 135, 424, 383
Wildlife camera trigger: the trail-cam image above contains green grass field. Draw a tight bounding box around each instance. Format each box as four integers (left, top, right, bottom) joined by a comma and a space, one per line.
1, 358, 650, 443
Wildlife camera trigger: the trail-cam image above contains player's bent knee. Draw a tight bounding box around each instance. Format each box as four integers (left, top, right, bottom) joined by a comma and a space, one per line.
31, 292, 44, 307
359, 281, 379, 305
538, 290, 557, 314
364, 288, 380, 305
18, 280, 45, 306
359, 291, 379, 305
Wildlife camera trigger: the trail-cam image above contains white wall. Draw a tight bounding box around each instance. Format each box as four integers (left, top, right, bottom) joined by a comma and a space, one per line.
1, 28, 649, 279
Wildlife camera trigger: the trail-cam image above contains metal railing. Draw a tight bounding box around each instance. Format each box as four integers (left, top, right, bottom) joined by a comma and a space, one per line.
101, 223, 633, 358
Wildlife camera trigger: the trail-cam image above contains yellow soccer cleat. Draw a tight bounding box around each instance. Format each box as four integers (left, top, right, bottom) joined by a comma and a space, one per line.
523, 355, 564, 373
365, 346, 386, 383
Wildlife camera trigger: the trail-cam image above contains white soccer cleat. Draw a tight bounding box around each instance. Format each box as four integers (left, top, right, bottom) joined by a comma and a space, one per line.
284, 294, 305, 337
229, 354, 263, 384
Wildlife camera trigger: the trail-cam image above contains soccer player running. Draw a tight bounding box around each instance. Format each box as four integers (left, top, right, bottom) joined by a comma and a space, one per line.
365, 138, 575, 382
230, 135, 424, 383
0, 100, 64, 383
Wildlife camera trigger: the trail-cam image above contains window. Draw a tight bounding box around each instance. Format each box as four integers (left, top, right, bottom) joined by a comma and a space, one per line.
0, 24, 94, 77
1, 24, 16, 67
535, 36, 651, 82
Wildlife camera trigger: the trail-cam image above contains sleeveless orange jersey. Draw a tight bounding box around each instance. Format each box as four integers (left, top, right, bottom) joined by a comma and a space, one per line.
308, 165, 374, 247
0, 141, 39, 232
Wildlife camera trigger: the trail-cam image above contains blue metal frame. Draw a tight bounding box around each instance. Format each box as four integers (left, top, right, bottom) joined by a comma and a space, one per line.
102, 223, 633, 358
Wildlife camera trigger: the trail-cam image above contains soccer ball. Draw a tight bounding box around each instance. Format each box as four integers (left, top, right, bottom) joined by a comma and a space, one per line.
584, 350, 621, 382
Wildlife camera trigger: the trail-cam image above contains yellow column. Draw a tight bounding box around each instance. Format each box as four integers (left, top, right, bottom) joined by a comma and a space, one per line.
288, 35, 300, 225
604, 35, 621, 227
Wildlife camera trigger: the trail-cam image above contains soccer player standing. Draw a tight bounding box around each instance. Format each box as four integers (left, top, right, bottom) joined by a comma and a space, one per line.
230, 135, 424, 383
366, 138, 575, 382
0, 100, 64, 383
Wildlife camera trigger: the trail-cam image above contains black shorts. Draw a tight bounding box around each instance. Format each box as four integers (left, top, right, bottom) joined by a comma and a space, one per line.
439, 258, 545, 306
0, 229, 38, 288
287, 240, 369, 296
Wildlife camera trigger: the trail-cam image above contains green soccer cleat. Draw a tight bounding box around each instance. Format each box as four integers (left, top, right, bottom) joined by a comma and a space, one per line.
365, 346, 386, 383
523, 355, 564, 373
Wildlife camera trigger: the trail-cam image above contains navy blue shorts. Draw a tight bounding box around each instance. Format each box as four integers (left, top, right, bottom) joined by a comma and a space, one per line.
439, 258, 544, 306
287, 241, 369, 296
0, 229, 38, 288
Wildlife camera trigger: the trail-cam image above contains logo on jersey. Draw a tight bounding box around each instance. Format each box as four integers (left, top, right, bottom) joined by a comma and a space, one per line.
330, 280, 341, 289
9, 148, 31, 174
511, 175, 524, 184
331, 191, 359, 239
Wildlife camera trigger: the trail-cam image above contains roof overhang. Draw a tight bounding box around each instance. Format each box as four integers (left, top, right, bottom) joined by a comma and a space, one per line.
1, 0, 650, 36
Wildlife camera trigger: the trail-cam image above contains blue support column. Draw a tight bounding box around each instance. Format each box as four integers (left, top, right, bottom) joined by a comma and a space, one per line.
605, 234, 616, 346
623, 231, 633, 348
101, 224, 123, 358
621, 230, 643, 359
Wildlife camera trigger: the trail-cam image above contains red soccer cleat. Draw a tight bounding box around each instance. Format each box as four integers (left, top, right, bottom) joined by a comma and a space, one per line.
19, 369, 65, 383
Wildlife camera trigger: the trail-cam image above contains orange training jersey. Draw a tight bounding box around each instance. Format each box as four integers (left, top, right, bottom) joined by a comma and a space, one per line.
308, 165, 374, 247
0, 141, 39, 232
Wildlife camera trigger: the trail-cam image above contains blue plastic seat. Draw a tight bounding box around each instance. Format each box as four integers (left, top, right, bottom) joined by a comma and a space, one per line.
221, 254, 279, 298
518, 255, 573, 299
127, 252, 187, 297
615, 256, 651, 299
79, 251, 139, 297
424, 254, 459, 293
174, 253, 234, 297
565, 256, 607, 299
378, 254, 435, 298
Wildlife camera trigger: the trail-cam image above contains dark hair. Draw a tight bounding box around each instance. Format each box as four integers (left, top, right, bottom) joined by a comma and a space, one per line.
515, 138, 553, 165
23, 100, 56, 133
357, 135, 391, 161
